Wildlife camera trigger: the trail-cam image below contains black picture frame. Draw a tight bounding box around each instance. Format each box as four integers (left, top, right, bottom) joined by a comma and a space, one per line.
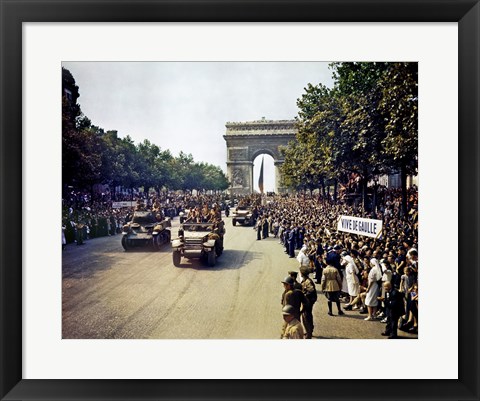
1, 1, 479, 400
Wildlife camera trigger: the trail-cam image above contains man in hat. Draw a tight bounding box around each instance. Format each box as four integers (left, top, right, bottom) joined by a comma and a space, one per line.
288, 226, 296, 258
300, 266, 317, 339
320, 260, 345, 316
281, 276, 308, 321
378, 281, 405, 339
281, 305, 305, 339
287, 271, 303, 290
327, 244, 343, 279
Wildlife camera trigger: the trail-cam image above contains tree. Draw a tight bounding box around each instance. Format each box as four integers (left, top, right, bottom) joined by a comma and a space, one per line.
282, 83, 342, 196
331, 63, 390, 208
62, 68, 102, 191
136, 139, 160, 191
378, 62, 418, 215
282, 62, 417, 212
61, 67, 243, 197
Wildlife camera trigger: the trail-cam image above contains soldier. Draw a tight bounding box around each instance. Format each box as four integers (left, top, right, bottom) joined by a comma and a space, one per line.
281, 276, 308, 322
109, 214, 116, 236
300, 266, 317, 339
135, 198, 146, 211
256, 217, 263, 240
75, 221, 85, 245
201, 204, 209, 222
281, 305, 305, 339
152, 198, 162, 213
262, 216, 269, 239
287, 271, 303, 291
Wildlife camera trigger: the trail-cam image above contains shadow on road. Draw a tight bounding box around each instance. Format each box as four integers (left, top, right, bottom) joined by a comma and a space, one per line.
174, 249, 264, 271
62, 249, 124, 279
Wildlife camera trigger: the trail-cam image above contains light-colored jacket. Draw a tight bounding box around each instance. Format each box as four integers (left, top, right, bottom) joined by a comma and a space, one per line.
321, 265, 342, 292
281, 318, 305, 339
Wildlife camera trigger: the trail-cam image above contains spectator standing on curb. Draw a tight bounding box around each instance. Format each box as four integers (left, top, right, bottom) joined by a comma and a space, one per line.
364, 258, 383, 321
62, 223, 67, 250
320, 259, 345, 317
281, 305, 305, 339
342, 252, 360, 310
288, 226, 296, 258
378, 281, 405, 338
287, 271, 303, 290
281, 276, 308, 320
300, 266, 317, 339
297, 245, 310, 270
256, 218, 262, 241
262, 216, 269, 239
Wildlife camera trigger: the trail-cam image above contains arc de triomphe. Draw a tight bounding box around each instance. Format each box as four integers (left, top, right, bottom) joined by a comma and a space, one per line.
223, 119, 297, 194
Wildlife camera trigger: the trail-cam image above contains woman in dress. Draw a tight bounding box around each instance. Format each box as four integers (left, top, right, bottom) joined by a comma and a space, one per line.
341, 252, 360, 310
364, 257, 383, 321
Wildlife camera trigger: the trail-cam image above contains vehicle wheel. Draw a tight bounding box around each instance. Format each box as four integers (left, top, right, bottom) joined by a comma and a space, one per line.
208, 250, 216, 267
121, 236, 128, 251
232, 219, 236, 226
172, 251, 181, 267
215, 241, 223, 256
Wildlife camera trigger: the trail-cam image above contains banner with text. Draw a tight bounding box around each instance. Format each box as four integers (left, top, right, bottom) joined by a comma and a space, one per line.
112, 201, 136, 208
337, 215, 383, 239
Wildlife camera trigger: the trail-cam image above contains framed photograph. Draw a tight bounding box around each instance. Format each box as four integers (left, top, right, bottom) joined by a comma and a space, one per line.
1, 0, 479, 400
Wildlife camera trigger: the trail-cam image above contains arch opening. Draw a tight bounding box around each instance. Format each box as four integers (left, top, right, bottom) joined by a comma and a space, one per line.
253, 154, 275, 194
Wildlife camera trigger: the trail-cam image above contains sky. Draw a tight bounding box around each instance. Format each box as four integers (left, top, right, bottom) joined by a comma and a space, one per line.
63, 62, 335, 192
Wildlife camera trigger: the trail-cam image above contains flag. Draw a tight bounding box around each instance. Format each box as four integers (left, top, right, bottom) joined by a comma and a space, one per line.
258, 156, 264, 194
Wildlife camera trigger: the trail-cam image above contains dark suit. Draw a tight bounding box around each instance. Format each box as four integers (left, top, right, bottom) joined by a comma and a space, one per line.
383, 288, 405, 338
288, 229, 296, 257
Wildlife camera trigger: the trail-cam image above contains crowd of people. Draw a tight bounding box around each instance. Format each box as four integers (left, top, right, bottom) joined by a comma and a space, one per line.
62, 185, 419, 340
241, 188, 418, 340
61, 189, 229, 246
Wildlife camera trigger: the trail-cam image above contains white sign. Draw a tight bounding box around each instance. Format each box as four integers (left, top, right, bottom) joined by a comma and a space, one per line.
336, 215, 383, 239
112, 201, 135, 208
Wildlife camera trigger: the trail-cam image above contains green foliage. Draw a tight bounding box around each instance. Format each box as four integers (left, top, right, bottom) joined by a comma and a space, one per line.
282, 62, 418, 209
62, 68, 229, 194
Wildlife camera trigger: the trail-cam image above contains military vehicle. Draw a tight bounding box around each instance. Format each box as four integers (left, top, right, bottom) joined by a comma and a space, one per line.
121, 211, 171, 251
171, 221, 225, 267
231, 205, 254, 226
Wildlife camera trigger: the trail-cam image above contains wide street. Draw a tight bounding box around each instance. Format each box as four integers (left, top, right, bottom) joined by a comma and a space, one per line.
62, 214, 417, 340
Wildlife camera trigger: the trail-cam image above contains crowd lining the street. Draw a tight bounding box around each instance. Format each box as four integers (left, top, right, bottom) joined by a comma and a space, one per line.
244, 188, 419, 340
62, 186, 418, 340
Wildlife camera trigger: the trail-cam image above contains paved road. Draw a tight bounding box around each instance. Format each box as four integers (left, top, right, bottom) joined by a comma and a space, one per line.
62, 214, 418, 340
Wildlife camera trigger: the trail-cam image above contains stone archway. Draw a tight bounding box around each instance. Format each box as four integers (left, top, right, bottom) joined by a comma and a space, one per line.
223, 119, 297, 194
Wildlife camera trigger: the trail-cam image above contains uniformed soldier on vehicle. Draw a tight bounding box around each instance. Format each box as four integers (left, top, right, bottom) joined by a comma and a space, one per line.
152, 198, 162, 213
280, 305, 305, 339
135, 198, 146, 211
